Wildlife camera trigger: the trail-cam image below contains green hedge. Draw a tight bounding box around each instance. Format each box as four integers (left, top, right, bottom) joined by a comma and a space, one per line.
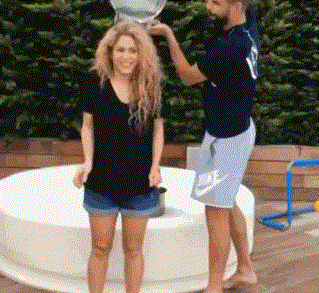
0, 0, 318, 145
254, 0, 319, 145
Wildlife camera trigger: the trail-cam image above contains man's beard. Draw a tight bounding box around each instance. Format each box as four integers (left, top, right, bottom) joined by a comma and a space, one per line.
212, 15, 229, 30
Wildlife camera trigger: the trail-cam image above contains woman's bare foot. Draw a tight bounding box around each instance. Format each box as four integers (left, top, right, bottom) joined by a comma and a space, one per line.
223, 271, 257, 289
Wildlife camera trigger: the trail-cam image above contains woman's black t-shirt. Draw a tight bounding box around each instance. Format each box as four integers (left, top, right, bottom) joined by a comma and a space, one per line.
77, 72, 167, 196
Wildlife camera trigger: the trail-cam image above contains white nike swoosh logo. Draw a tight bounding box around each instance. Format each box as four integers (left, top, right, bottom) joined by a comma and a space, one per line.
194, 174, 228, 197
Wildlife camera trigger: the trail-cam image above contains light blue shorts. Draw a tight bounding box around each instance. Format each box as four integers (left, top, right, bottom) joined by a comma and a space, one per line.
83, 187, 161, 217
190, 119, 256, 208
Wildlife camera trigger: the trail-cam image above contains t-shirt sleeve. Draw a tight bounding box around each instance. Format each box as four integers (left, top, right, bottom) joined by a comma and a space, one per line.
77, 73, 97, 114
197, 39, 249, 82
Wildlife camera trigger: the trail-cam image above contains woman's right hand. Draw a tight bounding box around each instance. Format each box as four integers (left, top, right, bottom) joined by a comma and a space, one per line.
73, 163, 92, 189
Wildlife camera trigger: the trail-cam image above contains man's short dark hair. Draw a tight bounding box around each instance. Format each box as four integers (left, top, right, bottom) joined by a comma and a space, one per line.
228, 0, 250, 9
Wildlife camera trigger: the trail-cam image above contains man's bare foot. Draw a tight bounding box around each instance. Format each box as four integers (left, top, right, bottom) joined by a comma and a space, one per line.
203, 285, 223, 293
223, 271, 257, 289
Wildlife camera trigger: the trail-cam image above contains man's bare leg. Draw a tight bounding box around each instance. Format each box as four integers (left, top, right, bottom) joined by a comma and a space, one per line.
204, 205, 231, 293
223, 205, 257, 289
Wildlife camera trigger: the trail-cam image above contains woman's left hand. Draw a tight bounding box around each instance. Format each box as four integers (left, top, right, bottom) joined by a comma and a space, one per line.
149, 166, 162, 187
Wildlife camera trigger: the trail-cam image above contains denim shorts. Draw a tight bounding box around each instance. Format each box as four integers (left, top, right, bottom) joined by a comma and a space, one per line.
83, 186, 160, 217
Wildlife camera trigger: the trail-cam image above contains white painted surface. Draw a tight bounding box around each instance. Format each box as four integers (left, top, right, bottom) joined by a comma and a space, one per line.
187, 144, 201, 170
0, 165, 254, 292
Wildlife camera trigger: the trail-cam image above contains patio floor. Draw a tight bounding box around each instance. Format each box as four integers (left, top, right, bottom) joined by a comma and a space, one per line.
1, 197, 319, 293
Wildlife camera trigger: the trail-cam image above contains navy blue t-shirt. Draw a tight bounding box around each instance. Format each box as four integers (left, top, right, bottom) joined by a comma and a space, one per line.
197, 8, 261, 138
77, 72, 169, 195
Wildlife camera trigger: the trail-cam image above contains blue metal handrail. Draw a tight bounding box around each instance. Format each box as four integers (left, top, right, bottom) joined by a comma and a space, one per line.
259, 158, 318, 231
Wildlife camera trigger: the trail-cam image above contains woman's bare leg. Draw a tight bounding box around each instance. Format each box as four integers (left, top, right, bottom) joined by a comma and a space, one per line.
88, 214, 118, 293
121, 215, 148, 293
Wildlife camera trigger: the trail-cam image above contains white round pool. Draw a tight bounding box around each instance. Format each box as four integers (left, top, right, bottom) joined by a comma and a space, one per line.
0, 165, 254, 292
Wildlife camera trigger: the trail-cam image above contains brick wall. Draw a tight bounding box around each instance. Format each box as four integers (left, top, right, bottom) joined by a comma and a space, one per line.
246, 145, 319, 201
1, 139, 319, 201
0, 138, 187, 179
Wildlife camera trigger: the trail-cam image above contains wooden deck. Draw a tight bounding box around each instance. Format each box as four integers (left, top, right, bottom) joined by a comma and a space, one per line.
1, 197, 319, 293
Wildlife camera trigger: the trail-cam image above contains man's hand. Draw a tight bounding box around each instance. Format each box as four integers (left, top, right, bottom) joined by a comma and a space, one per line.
147, 19, 207, 86
146, 20, 172, 38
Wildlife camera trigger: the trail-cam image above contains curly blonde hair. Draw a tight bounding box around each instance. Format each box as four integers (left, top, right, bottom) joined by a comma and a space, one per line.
92, 21, 163, 133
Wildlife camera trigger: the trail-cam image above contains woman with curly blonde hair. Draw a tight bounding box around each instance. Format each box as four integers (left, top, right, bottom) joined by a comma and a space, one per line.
73, 21, 168, 293
94, 21, 163, 133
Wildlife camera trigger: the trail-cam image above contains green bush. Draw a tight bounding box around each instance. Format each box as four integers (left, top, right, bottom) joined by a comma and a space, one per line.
0, 0, 318, 145
0, 0, 106, 141
254, 0, 319, 145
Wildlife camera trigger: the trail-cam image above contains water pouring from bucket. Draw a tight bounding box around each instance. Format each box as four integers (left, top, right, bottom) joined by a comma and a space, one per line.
110, 0, 167, 24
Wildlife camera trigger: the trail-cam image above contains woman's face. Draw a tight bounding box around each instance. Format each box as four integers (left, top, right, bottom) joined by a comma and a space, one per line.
112, 35, 139, 77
